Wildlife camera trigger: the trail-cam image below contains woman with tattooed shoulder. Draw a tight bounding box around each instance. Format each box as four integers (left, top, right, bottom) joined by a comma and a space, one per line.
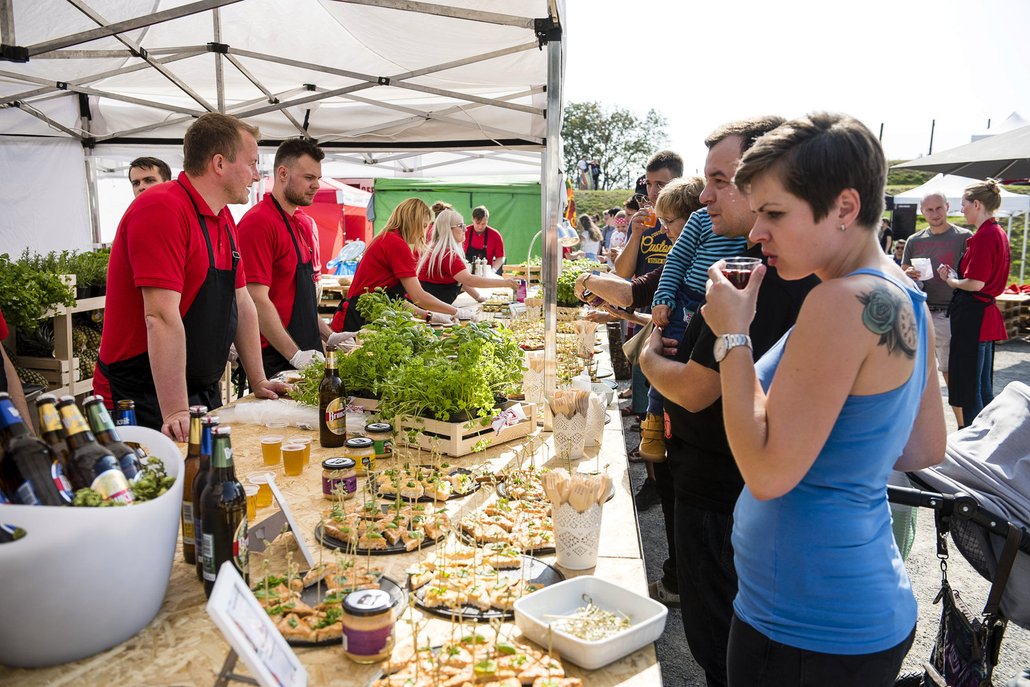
701, 113, 946, 686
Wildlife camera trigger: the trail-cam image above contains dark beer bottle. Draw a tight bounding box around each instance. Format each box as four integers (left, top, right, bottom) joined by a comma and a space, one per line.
200, 426, 247, 597
35, 394, 75, 503
178, 406, 207, 566
0, 393, 70, 506
194, 415, 218, 581
83, 395, 143, 482
115, 399, 137, 426
319, 345, 347, 448
57, 396, 133, 504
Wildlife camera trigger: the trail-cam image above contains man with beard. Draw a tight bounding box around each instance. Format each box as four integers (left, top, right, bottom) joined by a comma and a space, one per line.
95, 113, 290, 440
238, 138, 340, 379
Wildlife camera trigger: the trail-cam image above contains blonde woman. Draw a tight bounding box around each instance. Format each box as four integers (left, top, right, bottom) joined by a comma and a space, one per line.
417, 208, 518, 304
331, 198, 458, 331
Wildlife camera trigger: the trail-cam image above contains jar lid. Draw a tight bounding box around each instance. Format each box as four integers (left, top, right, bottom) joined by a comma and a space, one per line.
322, 457, 355, 470
345, 437, 374, 449
343, 588, 393, 616
365, 422, 393, 433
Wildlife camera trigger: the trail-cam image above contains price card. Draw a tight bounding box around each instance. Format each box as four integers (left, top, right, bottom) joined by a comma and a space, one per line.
248, 477, 316, 569
207, 562, 307, 687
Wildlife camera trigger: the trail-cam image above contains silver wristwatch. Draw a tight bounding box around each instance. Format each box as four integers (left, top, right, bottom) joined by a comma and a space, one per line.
713, 334, 752, 363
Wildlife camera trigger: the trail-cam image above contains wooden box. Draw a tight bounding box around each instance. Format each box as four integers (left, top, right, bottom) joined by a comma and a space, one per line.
395, 402, 536, 457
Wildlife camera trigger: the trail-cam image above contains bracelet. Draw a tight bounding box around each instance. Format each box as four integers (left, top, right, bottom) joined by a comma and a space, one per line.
425, 311, 432, 322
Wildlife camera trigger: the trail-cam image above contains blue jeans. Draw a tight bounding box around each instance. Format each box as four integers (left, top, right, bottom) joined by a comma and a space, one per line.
646, 297, 701, 416
962, 341, 995, 424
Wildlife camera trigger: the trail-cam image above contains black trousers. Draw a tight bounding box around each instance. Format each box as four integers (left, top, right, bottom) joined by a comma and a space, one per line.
675, 500, 737, 687
727, 615, 915, 687
655, 459, 678, 592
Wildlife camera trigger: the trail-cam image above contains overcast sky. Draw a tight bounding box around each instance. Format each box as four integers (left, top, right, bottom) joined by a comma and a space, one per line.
563, 0, 1030, 175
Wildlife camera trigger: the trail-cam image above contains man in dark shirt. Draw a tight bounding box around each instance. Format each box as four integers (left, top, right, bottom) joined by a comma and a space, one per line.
640, 116, 819, 687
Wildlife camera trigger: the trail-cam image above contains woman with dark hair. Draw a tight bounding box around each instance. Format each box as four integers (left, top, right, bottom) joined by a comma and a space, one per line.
702, 112, 945, 685
938, 178, 1011, 426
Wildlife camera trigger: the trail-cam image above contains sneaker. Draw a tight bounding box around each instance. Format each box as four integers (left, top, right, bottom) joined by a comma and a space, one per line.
638, 413, 666, 462
648, 579, 681, 608
634, 477, 659, 510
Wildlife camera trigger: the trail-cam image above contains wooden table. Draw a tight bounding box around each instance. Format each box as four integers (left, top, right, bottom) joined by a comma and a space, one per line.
3, 359, 660, 686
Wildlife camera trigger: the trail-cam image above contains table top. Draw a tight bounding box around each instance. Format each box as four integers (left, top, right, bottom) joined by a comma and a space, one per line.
3, 355, 660, 686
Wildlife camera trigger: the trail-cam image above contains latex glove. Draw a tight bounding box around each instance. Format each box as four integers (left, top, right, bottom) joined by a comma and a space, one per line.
429, 311, 456, 325
326, 330, 358, 351
289, 349, 325, 369
455, 306, 478, 321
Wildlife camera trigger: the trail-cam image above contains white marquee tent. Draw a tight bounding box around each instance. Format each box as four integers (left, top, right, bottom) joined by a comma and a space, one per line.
892, 173, 1030, 217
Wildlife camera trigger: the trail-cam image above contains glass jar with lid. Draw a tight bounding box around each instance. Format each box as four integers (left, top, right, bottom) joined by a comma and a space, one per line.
344, 437, 376, 475
341, 588, 396, 663
321, 457, 357, 500
363, 422, 393, 459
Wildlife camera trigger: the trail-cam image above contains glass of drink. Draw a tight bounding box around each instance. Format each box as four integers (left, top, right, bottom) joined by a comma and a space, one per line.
247, 471, 275, 508
721, 257, 762, 289
287, 435, 312, 465
282, 443, 305, 476
260, 435, 283, 466
641, 205, 658, 228
244, 484, 259, 521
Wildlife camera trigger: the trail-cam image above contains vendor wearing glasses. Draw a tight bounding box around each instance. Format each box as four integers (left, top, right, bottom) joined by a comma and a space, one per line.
418, 208, 519, 304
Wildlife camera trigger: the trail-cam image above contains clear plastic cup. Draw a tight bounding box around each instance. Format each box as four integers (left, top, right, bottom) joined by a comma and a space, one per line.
244, 484, 258, 521
287, 435, 312, 465
246, 471, 275, 508
282, 443, 305, 477
260, 435, 283, 466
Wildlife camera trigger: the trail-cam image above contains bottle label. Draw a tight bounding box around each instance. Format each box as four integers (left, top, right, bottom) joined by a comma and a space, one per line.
182, 502, 195, 543
342, 624, 393, 657
194, 514, 204, 555
91, 468, 133, 504
202, 533, 216, 581
0, 402, 20, 427
40, 405, 63, 433
325, 398, 346, 435
59, 408, 90, 435
233, 517, 249, 578
15, 481, 40, 506
51, 461, 74, 502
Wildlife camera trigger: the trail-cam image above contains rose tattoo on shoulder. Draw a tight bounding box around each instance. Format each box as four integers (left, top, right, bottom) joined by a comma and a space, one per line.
857, 285, 916, 358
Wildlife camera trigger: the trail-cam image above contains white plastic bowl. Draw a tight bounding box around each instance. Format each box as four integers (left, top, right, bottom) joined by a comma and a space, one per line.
0, 426, 184, 668
513, 575, 667, 670
591, 382, 615, 407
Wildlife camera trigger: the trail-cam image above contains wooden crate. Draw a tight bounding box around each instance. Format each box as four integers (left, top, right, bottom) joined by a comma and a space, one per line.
997, 294, 1030, 339
503, 264, 541, 284
395, 402, 536, 457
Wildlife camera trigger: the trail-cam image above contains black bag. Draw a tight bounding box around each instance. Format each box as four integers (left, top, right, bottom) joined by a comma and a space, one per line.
925, 520, 1021, 687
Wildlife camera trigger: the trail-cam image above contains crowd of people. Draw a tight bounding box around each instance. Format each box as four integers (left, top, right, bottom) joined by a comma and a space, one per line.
572, 112, 1013, 685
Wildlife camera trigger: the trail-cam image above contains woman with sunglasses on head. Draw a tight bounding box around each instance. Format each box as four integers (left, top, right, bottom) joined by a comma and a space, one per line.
418, 207, 519, 305
702, 113, 946, 686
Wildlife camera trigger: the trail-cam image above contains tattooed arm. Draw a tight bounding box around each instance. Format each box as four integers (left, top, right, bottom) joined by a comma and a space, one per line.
716, 279, 923, 500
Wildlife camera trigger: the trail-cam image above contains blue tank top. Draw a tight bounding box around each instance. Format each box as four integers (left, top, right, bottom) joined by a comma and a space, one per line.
732, 268, 928, 655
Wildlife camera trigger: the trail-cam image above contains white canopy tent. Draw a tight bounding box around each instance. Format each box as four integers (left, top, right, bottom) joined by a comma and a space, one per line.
0, 0, 568, 391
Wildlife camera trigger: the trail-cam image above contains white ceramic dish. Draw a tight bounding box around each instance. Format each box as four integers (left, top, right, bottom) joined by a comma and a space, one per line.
0, 426, 185, 668
513, 575, 667, 670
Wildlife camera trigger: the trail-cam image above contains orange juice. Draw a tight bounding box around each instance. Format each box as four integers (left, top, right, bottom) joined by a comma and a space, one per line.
282, 443, 305, 476
260, 435, 283, 466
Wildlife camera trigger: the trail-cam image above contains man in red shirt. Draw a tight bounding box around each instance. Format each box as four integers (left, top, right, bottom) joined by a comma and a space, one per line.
238, 139, 341, 378
463, 205, 505, 274
128, 156, 171, 197
95, 113, 290, 441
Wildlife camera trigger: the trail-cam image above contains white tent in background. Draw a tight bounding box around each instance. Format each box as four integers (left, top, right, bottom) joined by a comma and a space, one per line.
971, 112, 1028, 143
892, 174, 1030, 217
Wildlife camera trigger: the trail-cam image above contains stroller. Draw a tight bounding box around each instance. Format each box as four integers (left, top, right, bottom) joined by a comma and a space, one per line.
890, 381, 1030, 686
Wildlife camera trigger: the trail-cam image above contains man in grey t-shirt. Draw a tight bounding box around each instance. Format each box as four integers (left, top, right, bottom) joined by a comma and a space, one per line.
901, 191, 972, 387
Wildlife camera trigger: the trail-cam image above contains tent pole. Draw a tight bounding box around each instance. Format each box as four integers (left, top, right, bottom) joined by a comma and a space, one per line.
541, 25, 562, 407
83, 147, 102, 246
1022, 212, 1027, 284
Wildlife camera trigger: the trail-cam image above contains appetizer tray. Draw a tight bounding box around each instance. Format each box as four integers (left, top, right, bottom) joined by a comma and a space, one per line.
410, 554, 564, 622
372, 465, 480, 502
496, 471, 614, 504
315, 503, 450, 556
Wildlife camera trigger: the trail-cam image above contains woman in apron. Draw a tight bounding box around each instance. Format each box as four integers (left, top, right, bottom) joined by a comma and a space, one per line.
939, 178, 1011, 427
418, 208, 519, 304
330, 198, 459, 332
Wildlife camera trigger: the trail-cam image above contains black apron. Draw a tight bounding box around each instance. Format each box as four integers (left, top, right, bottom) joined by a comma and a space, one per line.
99, 181, 239, 430
261, 198, 322, 378
420, 279, 462, 304
947, 289, 993, 409
464, 226, 489, 263
341, 281, 409, 332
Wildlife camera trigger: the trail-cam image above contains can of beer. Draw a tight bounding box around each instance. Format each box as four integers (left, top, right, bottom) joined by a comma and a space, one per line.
515, 279, 527, 303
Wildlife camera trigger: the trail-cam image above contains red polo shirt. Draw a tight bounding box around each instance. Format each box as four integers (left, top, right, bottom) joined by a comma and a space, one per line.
418, 251, 467, 284
237, 195, 317, 348
94, 173, 246, 398
347, 230, 417, 298
0, 308, 7, 341
463, 225, 505, 264
959, 218, 1010, 341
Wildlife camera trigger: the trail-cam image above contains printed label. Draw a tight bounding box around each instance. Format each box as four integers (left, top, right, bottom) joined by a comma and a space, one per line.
371, 438, 393, 455
0, 403, 21, 426
51, 461, 74, 502
59, 408, 90, 435
91, 468, 133, 504
202, 533, 216, 581
40, 406, 63, 433
325, 398, 347, 435
322, 475, 357, 497
233, 517, 249, 578
194, 515, 204, 554
342, 624, 392, 657
182, 502, 195, 542
15, 481, 40, 506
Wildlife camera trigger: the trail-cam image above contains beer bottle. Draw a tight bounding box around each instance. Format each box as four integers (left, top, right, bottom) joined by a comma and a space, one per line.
35, 394, 75, 503
319, 345, 347, 448
83, 395, 143, 482
0, 393, 69, 506
178, 406, 207, 566
57, 396, 133, 504
200, 426, 247, 597
194, 415, 218, 581
115, 399, 137, 426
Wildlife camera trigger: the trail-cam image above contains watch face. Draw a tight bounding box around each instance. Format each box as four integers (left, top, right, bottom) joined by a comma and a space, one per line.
714, 336, 727, 362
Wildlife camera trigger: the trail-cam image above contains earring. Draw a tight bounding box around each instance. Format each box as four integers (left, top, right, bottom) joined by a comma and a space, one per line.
839, 224, 847, 232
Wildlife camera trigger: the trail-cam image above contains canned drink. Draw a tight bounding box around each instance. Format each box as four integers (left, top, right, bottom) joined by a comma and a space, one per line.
515, 279, 527, 303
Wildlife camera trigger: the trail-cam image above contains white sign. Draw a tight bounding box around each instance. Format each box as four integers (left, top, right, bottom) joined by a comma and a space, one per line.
207, 562, 307, 687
